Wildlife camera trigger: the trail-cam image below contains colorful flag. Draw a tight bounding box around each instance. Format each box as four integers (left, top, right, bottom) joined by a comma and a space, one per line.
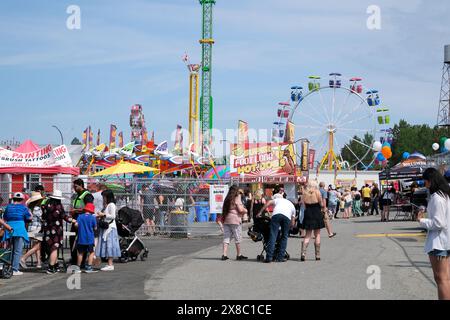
309, 149, 316, 170
118, 132, 124, 148
96, 129, 101, 147
301, 140, 310, 172
238, 120, 249, 150
82, 128, 88, 150
284, 120, 295, 144
142, 128, 148, 144
109, 125, 117, 150
88, 126, 94, 150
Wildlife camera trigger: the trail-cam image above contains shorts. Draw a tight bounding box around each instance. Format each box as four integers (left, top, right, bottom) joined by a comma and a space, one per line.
428, 249, 450, 257
77, 244, 95, 254
344, 202, 352, 209
223, 224, 242, 244
28, 231, 43, 242
143, 207, 155, 220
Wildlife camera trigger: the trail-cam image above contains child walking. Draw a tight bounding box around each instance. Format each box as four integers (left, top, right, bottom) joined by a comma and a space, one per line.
73, 203, 98, 273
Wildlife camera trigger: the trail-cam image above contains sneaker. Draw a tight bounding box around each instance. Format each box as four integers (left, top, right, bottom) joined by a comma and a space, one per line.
19, 259, 27, 269
84, 266, 99, 274
101, 265, 115, 272
46, 268, 57, 275
13, 271, 23, 276
72, 266, 82, 274
221, 255, 229, 261
236, 255, 248, 261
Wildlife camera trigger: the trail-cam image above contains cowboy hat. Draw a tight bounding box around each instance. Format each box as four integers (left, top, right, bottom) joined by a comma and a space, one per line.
26, 192, 44, 206
49, 190, 65, 200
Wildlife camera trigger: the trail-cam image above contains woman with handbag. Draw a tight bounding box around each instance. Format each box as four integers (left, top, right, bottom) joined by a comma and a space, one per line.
95, 190, 121, 272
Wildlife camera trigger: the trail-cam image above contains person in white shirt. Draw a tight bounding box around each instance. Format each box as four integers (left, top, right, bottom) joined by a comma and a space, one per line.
418, 168, 450, 300
258, 190, 296, 263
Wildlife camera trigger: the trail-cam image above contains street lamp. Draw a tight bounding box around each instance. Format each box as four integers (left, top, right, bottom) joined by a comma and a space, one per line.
52, 125, 64, 145
220, 140, 232, 165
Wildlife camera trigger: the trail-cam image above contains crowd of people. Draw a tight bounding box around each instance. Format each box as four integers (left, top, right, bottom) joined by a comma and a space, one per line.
0, 179, 121, 277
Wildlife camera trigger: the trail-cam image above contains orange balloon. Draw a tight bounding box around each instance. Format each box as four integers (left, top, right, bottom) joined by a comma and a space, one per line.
381, 146, 391, 158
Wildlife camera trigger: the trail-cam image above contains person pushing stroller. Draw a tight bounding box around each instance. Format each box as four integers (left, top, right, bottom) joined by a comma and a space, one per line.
257, 192, 296, 263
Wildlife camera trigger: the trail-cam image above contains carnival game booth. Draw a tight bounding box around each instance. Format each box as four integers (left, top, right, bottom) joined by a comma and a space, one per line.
0, 140, 79, 200
379, 153, 428, 191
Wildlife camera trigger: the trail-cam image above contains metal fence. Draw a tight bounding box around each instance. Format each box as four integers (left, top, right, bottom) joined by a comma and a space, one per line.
0, 176, 234, 239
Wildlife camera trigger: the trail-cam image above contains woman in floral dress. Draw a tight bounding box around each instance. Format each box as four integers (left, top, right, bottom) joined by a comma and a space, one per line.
42, 190, 70, 274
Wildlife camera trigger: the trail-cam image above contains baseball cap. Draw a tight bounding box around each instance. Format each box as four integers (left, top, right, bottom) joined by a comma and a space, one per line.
13, 192, 25, 200
84, 203, 96, 214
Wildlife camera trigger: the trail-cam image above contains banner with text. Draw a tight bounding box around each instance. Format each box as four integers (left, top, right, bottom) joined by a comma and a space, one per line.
230, 143, 297, 177
0, 145, 73, 168
209, 185, 229, 214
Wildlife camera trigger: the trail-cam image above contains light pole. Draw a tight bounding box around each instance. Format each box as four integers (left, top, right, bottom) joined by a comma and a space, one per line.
220, 140, 232, 165
52, 125, 64, 145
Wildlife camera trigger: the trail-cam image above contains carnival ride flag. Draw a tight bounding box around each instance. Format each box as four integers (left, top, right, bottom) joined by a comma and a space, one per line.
118, 132, 124, 148
110, 125, 117, 150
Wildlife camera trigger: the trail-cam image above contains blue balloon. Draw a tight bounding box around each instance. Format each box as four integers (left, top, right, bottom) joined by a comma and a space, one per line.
382, 142, 391, 148
402, 152, 410, 159
377, 153, 386, 162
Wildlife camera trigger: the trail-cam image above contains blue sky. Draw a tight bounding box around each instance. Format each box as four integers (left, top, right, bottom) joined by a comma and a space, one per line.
0, 0, 449, 148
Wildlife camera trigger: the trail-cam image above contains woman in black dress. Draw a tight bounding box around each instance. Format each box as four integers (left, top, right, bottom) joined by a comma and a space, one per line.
301, 180, 325, 261
251, 189, 267, 221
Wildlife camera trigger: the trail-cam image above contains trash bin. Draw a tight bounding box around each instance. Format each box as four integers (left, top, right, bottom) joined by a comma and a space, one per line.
169, 210, 188, 238
195, 202, 209, 223
187, 206, 196, 224
209, 212, 217, 222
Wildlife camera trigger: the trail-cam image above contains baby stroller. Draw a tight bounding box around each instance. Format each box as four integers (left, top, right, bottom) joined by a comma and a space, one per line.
248, 216, 290, 262
116, 207, 149, 263
0, 214, 13, 279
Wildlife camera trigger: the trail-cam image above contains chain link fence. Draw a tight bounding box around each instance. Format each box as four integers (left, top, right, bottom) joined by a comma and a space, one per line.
0, 176, 234, 240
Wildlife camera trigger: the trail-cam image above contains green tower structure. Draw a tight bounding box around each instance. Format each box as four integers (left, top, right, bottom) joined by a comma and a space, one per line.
199, 0, 215, 155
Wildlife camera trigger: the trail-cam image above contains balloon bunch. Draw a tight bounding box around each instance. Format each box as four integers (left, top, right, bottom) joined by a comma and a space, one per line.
373, 141, 392, 167
432, 138, 450, 153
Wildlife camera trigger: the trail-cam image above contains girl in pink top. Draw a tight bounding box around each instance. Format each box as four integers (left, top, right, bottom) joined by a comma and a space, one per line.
221, 186, 248, 261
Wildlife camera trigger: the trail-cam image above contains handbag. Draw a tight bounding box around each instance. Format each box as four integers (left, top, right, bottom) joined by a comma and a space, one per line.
98, 218, 114, 230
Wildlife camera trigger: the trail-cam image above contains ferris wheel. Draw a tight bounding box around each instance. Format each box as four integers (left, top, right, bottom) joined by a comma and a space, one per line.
275, 73, 389, 171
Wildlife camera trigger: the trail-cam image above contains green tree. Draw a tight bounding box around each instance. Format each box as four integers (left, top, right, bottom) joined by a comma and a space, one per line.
391, 119, 447, 165
340, 132, 374, 170
71, 137, 82, 145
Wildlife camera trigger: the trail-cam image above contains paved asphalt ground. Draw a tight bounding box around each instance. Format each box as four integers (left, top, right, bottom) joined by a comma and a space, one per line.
0, 215, 438, 300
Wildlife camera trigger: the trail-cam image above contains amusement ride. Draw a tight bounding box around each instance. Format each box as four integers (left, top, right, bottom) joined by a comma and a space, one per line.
273, 73, 392, 171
